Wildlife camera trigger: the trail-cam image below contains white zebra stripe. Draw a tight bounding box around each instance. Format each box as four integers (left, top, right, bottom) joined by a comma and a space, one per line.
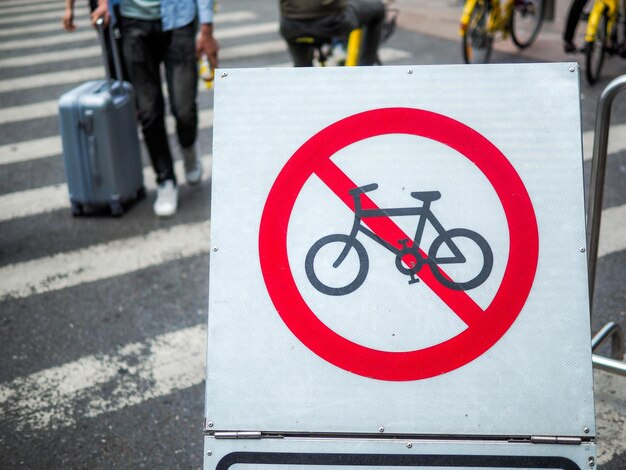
0, 20, 90, 37
0, 103, 212, 166
0, 8, 88, 26
0, 65, 104, 93
1, 153, 624, 264
583, 123, 626, 162
0, 37, 285, 72
0, 219, 211, 301
0, 9, 255, 43
598, 204, 626, 258
0, 19, 275, 53
0, 154, 212, 222
0, 1, 81, 17
0, 99, 58, 125
0, 45, 101, 69
0, 323, 206, 432
0, 136, 61, 166
0, 29, 98, 51
0, 0, 62, 9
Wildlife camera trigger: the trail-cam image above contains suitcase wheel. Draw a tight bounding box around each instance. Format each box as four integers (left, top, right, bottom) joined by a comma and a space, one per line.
110, 201, 124, 217
71, 201, 83, 216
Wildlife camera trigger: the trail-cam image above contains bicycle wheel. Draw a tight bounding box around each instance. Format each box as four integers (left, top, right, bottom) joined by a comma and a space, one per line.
428, 228, 493, 291
585, 8, 609, 85
462, 0, 493, 64
510, 0, 545, 49
305, 234, 369, 296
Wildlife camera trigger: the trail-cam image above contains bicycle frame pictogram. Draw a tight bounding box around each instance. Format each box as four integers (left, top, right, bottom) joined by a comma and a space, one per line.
305, 183, 494, 296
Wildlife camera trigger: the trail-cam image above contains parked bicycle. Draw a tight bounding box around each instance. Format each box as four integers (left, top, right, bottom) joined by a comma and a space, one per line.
305, 184, 494, 296
460, 0, 545, 64
584, 0, 626, 84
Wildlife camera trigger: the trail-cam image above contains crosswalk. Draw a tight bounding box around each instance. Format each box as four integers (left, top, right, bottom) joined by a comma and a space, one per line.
0, 0, 625, 467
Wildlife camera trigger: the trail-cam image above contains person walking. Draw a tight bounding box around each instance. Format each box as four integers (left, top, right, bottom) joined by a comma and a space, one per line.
92, 0, 219, 217
279, 0, 385, 66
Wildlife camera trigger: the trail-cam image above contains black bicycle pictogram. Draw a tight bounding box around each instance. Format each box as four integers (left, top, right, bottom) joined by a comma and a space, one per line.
305, 183, 494, 296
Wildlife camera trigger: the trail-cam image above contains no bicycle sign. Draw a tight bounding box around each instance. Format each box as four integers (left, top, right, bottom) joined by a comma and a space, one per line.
206, 64, 595, 438
259, 107, 538, 381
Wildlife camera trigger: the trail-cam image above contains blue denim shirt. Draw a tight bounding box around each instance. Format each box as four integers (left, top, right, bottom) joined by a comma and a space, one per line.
111, 0, 214, 30
160, 0, 214, 31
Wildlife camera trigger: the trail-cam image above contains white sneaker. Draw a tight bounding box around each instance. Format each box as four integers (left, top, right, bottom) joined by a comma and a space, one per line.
182, 145, 203, 185
153, 179, 178, 217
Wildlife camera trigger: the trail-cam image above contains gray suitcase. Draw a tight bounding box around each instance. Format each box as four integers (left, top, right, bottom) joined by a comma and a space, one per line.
58, 19, 144, 216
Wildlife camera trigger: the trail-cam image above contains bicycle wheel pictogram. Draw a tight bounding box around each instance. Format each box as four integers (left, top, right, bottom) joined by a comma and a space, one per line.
259, 108, 539, 381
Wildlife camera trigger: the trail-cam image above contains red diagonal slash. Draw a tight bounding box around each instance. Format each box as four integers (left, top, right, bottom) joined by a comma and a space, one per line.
314, 158, 484, 328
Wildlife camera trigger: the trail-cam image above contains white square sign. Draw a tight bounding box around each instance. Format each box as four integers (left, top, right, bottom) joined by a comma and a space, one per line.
205, 64, 595, 438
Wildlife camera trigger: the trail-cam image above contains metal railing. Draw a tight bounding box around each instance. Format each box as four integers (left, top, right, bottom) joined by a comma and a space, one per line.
587, 74, 626, 377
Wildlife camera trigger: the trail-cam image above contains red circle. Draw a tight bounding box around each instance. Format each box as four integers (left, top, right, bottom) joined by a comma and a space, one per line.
259, 108, 538, 381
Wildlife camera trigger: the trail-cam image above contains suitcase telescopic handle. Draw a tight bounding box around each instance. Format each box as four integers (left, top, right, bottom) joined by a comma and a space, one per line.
95, 17, 124, 89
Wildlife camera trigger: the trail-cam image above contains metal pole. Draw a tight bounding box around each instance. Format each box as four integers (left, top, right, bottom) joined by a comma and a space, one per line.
591, 321, 625, 359
586, 74, 626, 303
587, 76, 626, 377
593, 354, 626, 376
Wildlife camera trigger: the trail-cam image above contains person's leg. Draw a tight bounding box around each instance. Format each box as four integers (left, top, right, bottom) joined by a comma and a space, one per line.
280, 17, 316, 66
120, 17, 175, 185
345, 0, 385, 65
164, 21, 198, 149
163, 21, 203, 184
563, 0, 588, 52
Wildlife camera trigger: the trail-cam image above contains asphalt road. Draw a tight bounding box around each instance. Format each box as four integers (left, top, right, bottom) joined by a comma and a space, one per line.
0, 0, 624, 468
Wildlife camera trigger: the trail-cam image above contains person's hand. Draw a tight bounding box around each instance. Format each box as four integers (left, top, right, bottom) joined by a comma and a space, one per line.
196, 23, 219, 70
62, 7, 76, 31
90, 0, 110, 27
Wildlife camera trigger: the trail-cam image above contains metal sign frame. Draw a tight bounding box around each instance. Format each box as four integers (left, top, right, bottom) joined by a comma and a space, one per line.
205, 63, 595, 439
204, 437, 596, 470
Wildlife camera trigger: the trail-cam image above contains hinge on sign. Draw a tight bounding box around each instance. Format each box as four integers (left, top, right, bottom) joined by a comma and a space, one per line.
530, 436, 582, 445
214, 431, 262, 439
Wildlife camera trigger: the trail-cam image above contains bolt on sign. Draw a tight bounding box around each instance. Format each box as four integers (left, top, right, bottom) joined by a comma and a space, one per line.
204, 64, 595, 468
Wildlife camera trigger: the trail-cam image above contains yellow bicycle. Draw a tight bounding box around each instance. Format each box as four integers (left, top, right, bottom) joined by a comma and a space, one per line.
460, 0, 545, 63
584, 0, 625, 84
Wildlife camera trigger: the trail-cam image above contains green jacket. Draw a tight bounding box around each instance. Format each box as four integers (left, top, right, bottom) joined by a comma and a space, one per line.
280, 0, 346, 19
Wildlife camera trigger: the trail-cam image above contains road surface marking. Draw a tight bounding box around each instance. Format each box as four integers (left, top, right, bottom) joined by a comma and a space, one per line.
0, 10, 255, 39
0, 106, 213, 166
0, 2, 83, 17
0, 324, 206, 432
0, 219, 211, 301
598, 204, 626, 258
0, 135, 61, 166
0, 8, 88, 26
0, 45, 102, 69
0, 19, 90, 37
0, 0, 63, 9
0, 29, 98, 51
0, 20, 277, 53
0, 66, 104, 93
0, 154, 211, 222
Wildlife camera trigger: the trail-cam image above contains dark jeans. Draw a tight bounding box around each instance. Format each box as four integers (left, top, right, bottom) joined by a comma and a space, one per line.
119, 17, 198, 184
563, 0, 589, 44
280, 0, 385, 66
